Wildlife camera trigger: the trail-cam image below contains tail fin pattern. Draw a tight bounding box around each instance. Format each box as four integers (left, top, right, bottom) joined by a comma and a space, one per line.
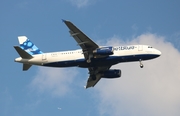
18, 36, 43, 55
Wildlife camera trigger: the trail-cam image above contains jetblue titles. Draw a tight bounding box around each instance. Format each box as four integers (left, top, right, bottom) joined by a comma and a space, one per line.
114, 46, 135, 51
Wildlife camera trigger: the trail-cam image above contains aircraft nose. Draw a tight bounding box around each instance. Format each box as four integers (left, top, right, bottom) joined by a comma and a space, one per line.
156, 50, 161, 56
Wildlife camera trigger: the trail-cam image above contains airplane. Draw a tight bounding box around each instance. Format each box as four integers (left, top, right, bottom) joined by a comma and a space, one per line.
14, 20, 161, 88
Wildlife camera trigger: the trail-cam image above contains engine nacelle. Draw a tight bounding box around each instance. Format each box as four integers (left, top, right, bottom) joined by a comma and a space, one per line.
102, 69, 121, 79
93, 47, 114, 55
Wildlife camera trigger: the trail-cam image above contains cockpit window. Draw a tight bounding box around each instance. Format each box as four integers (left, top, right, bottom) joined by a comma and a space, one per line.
148, 46, 153, 48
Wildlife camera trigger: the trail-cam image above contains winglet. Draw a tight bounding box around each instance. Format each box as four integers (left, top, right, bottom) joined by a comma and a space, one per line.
62, 19, 66, 22
84, 86, 87, 89
62, 19, 71, 23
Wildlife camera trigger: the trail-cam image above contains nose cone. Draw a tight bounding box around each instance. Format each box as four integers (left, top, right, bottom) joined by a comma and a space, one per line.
156, 50, 161, 57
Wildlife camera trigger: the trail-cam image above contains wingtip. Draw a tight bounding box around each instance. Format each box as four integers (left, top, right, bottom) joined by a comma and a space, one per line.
62, 19, 71, 23
84, 86, 87, 89
62, 19, 66, 22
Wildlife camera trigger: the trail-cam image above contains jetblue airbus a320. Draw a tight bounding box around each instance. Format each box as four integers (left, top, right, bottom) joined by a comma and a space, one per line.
14, 20, 161, 88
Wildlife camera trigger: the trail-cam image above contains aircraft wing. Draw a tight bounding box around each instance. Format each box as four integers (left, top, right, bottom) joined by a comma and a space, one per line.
85, 66, 111, 88
63, 20, 99, 60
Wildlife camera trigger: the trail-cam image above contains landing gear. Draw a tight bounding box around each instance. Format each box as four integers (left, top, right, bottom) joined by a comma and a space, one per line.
87, 59, 91, 63
87, 54, 93, 63
139, 59, 144, 68
140, 64, 143, 68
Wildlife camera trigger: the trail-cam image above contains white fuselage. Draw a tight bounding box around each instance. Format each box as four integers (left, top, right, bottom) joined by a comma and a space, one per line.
15, 45, 161, 68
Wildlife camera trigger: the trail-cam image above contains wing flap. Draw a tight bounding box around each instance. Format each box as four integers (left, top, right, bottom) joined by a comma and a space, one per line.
85, 66, 111, 88
85, 74, 101, 88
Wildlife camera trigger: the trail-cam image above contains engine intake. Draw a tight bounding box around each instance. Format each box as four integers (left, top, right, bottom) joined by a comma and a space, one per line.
93, 47, 114, 55
102, 69, 121, 79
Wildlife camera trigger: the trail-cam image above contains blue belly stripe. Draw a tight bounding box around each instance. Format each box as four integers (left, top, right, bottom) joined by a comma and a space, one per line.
43, 54, 160, 68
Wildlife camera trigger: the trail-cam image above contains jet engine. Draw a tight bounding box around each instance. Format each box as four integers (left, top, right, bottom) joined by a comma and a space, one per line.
93, 47, 114, 55
101, 69, 121, 78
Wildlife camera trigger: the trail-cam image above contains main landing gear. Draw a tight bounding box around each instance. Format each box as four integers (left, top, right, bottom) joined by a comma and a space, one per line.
87, 54, 93, 63
139, 59, 144, 68
87, 59, 91, 63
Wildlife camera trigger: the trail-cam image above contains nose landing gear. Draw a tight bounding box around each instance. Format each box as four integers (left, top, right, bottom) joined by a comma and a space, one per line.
139, 59, 144, 68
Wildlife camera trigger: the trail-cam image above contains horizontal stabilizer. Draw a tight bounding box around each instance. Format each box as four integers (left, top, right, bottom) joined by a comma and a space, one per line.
14, 46, 33, 59
23, 64, 32, 71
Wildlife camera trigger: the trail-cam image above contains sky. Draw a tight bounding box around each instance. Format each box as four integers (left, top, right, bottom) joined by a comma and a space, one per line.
1, 0, 180, 116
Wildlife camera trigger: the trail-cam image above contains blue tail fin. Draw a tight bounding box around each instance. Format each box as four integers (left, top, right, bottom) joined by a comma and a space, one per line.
18, 36, 43, 55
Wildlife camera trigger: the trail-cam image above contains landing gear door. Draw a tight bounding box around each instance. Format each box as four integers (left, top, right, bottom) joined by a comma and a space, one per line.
138, 45, 143, 51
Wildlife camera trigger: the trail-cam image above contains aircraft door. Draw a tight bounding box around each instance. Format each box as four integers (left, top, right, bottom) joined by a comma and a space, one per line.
138, 45, 143, 51
42, 54, 47, 61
